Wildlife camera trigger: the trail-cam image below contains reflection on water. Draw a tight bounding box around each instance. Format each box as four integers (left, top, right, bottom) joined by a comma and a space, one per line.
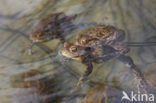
10, 69, 62, 103
82, 84, 122, 103
0, 0, 156, 103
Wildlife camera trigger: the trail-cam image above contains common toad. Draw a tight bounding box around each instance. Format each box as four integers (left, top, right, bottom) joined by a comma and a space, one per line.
75, 25, 125, 47
61, 25, 146, 87
30, 12, 77, 43
25, 12, 77, 55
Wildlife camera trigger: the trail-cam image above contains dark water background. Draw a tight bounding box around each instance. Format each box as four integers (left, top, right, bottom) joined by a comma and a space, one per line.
0, 0, 156, 103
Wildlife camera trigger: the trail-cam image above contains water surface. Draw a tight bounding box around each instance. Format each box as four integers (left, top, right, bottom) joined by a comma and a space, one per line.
0, 0, 156, 103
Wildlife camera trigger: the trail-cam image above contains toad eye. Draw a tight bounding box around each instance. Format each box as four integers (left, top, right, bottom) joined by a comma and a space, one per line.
81, 39, 86, 44
81, 39, 87, 44
70, 46, 77, 52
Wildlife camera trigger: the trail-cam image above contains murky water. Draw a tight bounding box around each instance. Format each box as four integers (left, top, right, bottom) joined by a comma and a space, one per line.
0, 0, 156, 103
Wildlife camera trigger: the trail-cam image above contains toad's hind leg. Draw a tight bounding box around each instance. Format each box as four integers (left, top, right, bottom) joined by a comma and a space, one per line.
77, 61, 93, 86
117, 55, 149, 92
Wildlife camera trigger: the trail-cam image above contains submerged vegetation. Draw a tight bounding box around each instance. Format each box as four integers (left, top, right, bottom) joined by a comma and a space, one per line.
0, 0, 155, 103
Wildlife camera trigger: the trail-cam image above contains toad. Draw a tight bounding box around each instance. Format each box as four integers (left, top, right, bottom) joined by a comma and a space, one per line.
75, 25, 125, 47
61, 25, 148, 91
25, 12, 77, 55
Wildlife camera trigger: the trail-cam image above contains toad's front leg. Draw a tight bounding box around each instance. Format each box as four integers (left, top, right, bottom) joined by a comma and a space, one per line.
117, 55, 149, 92
24, 42, 34, 55
77, 61, 93, 86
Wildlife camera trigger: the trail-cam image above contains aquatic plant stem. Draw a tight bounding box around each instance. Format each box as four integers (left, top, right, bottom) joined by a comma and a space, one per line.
125, 42, 156, 47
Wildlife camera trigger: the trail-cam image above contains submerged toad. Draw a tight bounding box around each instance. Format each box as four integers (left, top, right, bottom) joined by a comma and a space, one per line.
25, 12, 77, 55
30, 12, 77, 43
61, 25, 147, 87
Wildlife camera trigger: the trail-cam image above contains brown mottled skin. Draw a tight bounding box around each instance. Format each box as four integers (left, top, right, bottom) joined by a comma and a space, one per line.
75, 25, 125, 47
25, 12, 77, 55
30, 12, 77, 43
61, 25, 138, 86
